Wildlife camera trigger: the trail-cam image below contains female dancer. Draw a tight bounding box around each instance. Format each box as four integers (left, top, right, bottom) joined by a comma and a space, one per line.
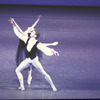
9, 18, 59, 91
15, 15, 42, 85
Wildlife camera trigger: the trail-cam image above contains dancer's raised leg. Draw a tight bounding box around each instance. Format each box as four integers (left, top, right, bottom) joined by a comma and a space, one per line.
32, 57, 57, 91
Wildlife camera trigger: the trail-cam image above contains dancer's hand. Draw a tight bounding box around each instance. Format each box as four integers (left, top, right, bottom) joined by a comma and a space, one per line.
39, 15, 42, 19
8, 18, 15, 25
52, 49, 59, 56
52, 42, 58, 46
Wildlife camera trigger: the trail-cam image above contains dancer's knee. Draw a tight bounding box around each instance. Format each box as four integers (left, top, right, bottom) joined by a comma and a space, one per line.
15, 68, 20, 74
42, 71, 51, 79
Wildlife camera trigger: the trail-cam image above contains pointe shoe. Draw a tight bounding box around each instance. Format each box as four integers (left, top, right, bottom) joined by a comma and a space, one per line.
53, 87, 57, 92
52, 85, 57, 92
18, 86, 25, 91
27, 76, 32, 85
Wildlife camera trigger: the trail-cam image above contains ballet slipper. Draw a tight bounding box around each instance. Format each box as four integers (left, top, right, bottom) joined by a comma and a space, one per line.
18, 86, 25, 91
51, 85, 57, 92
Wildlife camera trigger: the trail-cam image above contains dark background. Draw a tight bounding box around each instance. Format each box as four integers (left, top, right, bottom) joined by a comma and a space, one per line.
0, 0, 100, 6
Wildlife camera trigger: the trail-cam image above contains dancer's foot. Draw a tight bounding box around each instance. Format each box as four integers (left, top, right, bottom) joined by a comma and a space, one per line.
27, 76, 32, 85
18, 86, 25, 91
51, 85, 57, 92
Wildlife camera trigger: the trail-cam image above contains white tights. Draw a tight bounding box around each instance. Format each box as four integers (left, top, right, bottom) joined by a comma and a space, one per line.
15, 56, 57, 91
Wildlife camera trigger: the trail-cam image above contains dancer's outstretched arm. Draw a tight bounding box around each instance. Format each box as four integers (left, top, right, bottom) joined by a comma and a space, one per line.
31, 15, 42, 28
43, 42, 58, 47
9, 18, 24, 34
23, 15, 42, 36
9, 18, 27, 42
37, 42, 59, 56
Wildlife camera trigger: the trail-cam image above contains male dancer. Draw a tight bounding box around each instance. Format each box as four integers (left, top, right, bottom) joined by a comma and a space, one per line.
15, 15, 42, 85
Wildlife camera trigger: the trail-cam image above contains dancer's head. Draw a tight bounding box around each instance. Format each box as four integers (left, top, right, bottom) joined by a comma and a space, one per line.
28, 33, 31, 37
30, 29, 40, 39
34, 29, 40, 39
25, 27, 40, 39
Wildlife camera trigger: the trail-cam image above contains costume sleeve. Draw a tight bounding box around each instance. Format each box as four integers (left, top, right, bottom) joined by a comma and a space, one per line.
37, 42, 54, 56
42, 41, 58, 47
13, 26, 27, 43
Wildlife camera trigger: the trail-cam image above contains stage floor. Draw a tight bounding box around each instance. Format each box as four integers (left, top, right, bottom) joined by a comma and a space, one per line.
0, 5, 100, 99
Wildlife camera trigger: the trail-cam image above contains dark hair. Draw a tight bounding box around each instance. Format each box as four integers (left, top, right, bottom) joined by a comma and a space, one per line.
35, 29, 40, 39
28, 33, 31, 37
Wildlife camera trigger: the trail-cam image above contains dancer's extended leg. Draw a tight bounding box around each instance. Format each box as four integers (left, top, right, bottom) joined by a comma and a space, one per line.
32, 56, 57, 91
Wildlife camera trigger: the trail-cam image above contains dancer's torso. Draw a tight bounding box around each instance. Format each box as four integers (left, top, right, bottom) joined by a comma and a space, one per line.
26, 38, 39, 59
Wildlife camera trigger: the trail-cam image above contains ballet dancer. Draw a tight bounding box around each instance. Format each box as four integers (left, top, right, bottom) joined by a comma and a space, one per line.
15, 15, 42, 85
9, 18, 59, 91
